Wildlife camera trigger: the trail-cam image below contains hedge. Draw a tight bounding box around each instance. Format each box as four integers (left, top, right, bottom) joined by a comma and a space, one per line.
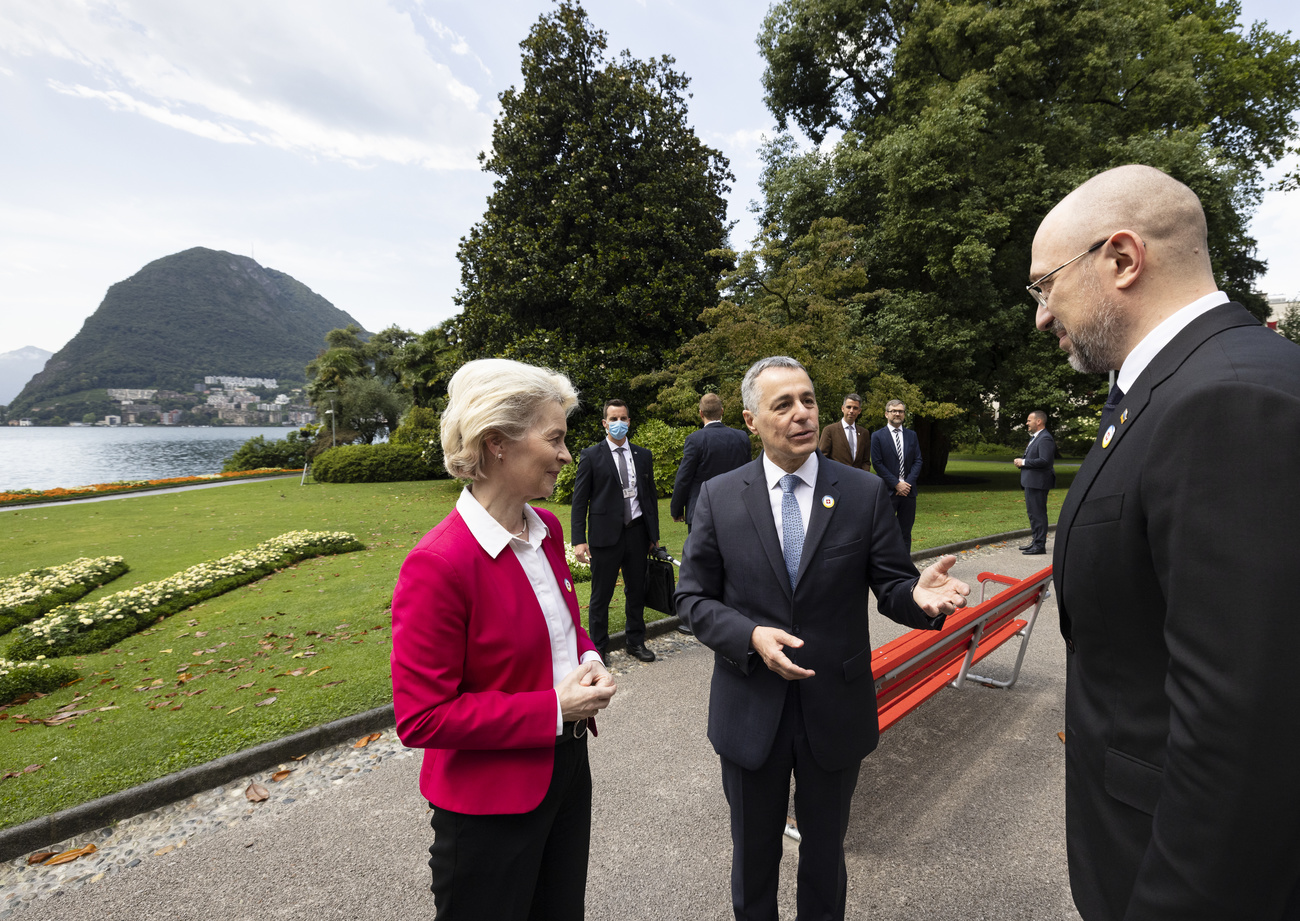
311, 443, 439, 483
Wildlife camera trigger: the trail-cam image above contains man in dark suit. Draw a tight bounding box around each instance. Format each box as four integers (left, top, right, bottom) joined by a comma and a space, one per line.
676, 356, 970, 921
869, 400, 923, 550
817, 392, 869, 469
671, 392, 752, 532
572, 399, 660, 663
1032, 164, 1300, 920
1013, 410, 1055, 555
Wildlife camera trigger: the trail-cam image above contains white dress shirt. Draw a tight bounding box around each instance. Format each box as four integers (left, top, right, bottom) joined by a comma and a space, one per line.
761, 451, 818, 556
457, 488, 600, 733
1117, 291, 1230, 393
605, 436, 643, 520
842, 419, 858, 457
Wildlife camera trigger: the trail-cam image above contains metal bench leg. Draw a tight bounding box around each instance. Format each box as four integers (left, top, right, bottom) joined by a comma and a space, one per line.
966, 587, 1050, 689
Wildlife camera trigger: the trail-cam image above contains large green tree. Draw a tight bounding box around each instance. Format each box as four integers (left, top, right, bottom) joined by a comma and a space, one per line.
454, 0, 733, 443
756, 0, 1300, 456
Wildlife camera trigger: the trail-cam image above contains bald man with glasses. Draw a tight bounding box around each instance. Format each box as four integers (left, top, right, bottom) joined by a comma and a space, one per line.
1031, 164, 1300, 920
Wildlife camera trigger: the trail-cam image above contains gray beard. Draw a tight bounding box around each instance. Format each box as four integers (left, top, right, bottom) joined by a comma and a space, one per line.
1057, 284, 1128, 374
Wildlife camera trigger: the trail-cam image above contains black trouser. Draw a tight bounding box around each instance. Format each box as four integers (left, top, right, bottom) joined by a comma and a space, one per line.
889, 491, 917, 551
720, 682, 861, 921
587, 516, 649, 648
428, 734, 591, 921
1024, 486, 1049, 549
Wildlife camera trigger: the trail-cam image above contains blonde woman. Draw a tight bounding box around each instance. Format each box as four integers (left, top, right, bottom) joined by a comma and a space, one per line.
391, 358, 615, 920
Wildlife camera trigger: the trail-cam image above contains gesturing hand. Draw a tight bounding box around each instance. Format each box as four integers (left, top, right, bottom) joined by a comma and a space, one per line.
912, 554, 971, 619
557, 660, 616, 722
751, 626, 815, 680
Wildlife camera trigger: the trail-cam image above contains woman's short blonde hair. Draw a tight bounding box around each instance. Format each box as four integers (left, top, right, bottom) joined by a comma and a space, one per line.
441, 358, 579, 481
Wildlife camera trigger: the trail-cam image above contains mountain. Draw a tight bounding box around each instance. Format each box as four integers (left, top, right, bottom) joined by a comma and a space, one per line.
8, 248, 365, 418
0, 346, 53, 406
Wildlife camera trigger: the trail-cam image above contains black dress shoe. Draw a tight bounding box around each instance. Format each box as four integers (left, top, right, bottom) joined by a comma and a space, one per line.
625, 643, 656, 662
1022, 547, 1046, 555
676, 623, 694, 636
1018, 543, 1035, 551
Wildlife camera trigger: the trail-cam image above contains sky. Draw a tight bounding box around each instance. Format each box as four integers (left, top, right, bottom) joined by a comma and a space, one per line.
2, 0, 1297, 355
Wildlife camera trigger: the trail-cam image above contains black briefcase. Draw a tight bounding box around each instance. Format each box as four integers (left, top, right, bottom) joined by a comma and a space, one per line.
644, 548, 678, 615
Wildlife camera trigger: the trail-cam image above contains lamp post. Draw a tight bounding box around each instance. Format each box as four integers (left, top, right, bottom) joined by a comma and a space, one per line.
324, 389, 337, 446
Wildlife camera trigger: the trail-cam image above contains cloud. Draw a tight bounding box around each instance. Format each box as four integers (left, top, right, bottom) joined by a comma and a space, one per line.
0, 0, 494, 169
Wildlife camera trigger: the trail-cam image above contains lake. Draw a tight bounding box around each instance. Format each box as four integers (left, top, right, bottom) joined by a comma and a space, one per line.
0, 426, 294, 492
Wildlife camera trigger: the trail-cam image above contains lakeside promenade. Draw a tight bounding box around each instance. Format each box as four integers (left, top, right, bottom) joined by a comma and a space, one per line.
8, 540, 1080, 920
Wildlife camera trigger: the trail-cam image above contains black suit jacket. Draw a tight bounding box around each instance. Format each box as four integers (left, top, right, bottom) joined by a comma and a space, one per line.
870, 425, 922, 493
1055, 303, 1300, 920
670, 422, 752, 525
675, 453, 942, 773
1019, 429, 1056, 490
571, 439, 659, 548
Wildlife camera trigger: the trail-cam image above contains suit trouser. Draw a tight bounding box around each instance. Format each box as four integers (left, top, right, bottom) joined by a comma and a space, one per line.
1024, 487, 1049, 549
428, 734, 591, 921
889, 491, 917, 551
720, 681, 860, 921
588, 516, 649, 648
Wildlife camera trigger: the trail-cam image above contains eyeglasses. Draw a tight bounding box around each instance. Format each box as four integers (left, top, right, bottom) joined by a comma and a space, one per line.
1026, 239, 1107, 308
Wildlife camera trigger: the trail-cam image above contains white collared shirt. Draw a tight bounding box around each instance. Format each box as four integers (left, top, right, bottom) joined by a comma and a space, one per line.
762, 451, 818, 556
457, 488, 599, 734
1117, 291, 1230, 393
842, 418, 857, 455
605, 436, 642, 520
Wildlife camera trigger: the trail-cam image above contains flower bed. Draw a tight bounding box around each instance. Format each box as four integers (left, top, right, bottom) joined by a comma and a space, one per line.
0, 658, 80, 706
3, 530, 364, 663
0, 468, 302, 508
0, 557, 130, 638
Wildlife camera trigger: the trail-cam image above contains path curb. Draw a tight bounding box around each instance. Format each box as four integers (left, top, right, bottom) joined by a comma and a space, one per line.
0, 527, 1051, 861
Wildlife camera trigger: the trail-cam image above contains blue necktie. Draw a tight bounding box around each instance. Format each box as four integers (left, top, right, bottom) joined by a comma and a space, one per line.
779, 474, 804, 590
1100, 383, 1125, 436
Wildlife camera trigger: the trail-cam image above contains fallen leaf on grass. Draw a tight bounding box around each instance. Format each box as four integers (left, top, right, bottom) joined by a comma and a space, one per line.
27, 852, 57, 865
44, 843, 97, 866
320, 679, 346, 688
271, 769, 293, 782
353, 732, 382, 749
255, 697, 276, 707
2, 764, 44, 781
226, 706, 244, 715
306, 667, 330, 676
245, 782, 269, 802
284, 668, 306, 678
236, 683, 254, 690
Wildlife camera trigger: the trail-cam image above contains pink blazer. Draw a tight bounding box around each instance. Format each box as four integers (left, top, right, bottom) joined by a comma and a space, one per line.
391, 506, 598, 814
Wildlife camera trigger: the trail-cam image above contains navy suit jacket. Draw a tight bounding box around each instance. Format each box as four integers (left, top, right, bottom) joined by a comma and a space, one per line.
1019, 429, 1056, 490
675, 453, 942, 773
670, 422, 752, 525
1054, 303, 1300, 920
571, 440, 659, 548
870, 425, 922, 493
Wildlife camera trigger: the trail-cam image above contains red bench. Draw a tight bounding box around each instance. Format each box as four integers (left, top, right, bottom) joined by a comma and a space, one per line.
872, 564, 1053, 731
784, 565, 1053, 842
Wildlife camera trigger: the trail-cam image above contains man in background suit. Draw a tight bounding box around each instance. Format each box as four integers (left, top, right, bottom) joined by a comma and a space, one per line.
671, 392, 752, 532
676, 356, 970, 921
1032, 164, 1300, 919
817, 393, 869, 469
1014, 410, 1055, 555
870, 400, 923, 551
572, 399, 660, 663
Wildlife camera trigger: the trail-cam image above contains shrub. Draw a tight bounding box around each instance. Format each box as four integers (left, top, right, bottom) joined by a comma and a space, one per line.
222, 427, 315, 472
632, 419, 694, 498
552, 461, 578, 504
311, 444, 439, 483
4, 531, 364, 661
0, 658, 80, 706
389, 406, 446, 477
0, 557, 130, 638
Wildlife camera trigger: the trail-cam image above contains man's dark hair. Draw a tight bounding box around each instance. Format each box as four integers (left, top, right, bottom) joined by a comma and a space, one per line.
844, 393, 862, 404
602, 398, 628, 416
1029, 410, 1047, 424
699, 393, 723, 421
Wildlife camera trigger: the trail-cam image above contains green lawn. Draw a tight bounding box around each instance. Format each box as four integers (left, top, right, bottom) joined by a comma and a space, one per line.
0, 463, 1071, 830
